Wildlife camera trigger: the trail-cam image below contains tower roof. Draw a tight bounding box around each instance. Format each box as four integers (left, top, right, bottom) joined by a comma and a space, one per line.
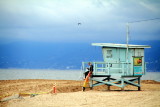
92, 43, 151, 48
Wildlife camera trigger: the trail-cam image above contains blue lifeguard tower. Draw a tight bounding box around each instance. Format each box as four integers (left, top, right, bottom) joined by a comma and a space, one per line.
82, 43, 151, 90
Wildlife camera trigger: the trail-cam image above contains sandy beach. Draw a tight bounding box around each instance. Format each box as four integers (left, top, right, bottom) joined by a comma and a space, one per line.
0, 79, 160, 107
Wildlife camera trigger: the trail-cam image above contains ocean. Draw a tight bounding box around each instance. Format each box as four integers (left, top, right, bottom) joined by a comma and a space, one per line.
0, 69, 160, 81
0, 69, 82, 80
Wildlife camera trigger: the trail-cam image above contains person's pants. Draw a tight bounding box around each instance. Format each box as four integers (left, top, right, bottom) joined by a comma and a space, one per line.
84, 71, 89, 78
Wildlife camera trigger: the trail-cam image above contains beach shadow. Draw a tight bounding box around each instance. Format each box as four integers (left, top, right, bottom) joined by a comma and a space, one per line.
100, 89, 143, 92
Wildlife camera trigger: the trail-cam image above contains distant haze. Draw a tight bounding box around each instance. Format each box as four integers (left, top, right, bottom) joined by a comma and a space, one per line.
0, 40, 159, 71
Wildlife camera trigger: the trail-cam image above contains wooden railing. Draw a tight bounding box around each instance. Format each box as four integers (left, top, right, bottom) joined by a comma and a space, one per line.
82, 62, 132, 76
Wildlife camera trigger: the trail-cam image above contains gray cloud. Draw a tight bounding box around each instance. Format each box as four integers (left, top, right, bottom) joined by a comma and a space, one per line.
0, 0, 160, 43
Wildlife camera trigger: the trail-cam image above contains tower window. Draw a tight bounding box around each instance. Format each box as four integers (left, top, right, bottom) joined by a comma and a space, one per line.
106, 50, 112, 58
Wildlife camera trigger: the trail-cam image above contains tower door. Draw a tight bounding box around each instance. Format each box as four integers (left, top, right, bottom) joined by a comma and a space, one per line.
119, 48, 126, 62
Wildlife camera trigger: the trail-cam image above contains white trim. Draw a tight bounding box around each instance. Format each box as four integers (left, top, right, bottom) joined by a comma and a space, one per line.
92, 43, 151, 48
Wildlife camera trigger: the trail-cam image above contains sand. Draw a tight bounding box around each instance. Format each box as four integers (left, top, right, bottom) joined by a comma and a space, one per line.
0, 79, 160, 107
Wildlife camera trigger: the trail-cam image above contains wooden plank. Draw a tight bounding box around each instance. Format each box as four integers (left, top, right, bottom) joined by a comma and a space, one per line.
124, 79, 140, 87
92, 75, 110, 77
122, 79, 138, 87
121, 75, 141, 78
93, 83, 106, 87
92, 77, 110, 86
92, 79, 123, 88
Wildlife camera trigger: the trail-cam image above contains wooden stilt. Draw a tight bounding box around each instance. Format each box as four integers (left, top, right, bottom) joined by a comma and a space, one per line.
121, 78, 124, 91
107, 76, 110, 91
138, 77, 141, 91
90, 79, 93, 90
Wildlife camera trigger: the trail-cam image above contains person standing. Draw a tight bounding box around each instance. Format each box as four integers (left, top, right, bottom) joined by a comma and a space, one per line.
82, 62, 94, 91
84, 62, 93, 78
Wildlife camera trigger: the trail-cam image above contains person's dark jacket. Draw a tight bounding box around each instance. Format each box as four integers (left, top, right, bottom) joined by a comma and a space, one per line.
89, 64, 93, 72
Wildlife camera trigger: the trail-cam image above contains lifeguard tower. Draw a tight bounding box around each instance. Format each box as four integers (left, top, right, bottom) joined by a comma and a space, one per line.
82, 43, 151, 90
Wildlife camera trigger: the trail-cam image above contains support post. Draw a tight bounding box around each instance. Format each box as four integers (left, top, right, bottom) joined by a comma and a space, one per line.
90, 77, 93, 90
121, 78, 124, 91
138, 77, 141, 91
107, 76, 110, 90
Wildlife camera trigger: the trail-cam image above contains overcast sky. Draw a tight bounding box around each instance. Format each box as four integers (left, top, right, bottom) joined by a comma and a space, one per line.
0, 0, 160, 44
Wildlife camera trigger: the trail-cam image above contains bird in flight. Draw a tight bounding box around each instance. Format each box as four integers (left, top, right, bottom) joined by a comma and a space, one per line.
78, 23, 81, 25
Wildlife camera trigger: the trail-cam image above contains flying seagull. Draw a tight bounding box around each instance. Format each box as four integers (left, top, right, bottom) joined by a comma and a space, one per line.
78, 23, 81, 25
